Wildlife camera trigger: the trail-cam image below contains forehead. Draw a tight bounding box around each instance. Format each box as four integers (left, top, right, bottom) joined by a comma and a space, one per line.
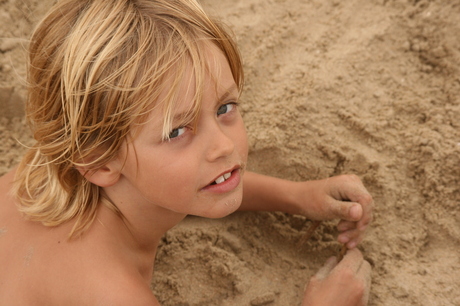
136, 43, 238, 136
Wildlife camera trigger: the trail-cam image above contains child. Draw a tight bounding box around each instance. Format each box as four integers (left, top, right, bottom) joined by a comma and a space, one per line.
0, 0, 373, 305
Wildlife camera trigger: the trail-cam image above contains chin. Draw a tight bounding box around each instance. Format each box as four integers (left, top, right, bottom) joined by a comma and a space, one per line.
205, 197, 242, 219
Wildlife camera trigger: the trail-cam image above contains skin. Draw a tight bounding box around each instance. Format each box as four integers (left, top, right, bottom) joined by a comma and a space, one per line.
0, 45, 373, 305
302, 249, 372, 306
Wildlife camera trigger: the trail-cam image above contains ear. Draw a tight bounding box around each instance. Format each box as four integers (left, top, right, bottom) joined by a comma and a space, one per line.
76, 160, 121, 188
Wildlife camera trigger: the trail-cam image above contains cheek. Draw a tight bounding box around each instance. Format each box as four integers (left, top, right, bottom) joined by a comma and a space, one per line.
138, 165, 197, 210
145, 157, 199, 195
237, 122, 249, 159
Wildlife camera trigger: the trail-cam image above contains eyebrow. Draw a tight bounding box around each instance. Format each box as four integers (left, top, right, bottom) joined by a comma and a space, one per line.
172, 83, 239, 123
216, 83, 238, 104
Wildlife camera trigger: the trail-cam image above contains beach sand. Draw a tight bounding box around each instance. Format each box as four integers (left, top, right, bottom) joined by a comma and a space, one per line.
1, 0, 459, 305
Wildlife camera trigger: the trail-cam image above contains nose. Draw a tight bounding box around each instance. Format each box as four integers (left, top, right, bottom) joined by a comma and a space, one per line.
205, 124, 235, 162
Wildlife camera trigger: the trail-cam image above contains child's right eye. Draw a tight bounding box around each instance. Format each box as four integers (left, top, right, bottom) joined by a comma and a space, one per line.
168, 127, 186, 140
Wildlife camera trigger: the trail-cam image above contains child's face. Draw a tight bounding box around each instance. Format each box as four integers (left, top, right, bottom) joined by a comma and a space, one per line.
112, 45, 248, 218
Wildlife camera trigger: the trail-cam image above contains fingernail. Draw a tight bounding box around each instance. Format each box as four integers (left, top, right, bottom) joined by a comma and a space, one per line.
350, 205, 361, 220
347, 241, 357, 249
338, 235, 349, 244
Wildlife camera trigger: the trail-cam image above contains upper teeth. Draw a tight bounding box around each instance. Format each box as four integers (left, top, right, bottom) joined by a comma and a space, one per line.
215, 172, 231, 184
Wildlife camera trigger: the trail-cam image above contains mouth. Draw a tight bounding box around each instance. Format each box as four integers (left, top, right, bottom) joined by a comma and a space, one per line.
209, 171, 233, 186
201, 165, 243, 193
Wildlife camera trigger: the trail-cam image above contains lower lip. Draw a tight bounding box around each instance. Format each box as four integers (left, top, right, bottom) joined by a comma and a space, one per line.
201, 169, 241, 194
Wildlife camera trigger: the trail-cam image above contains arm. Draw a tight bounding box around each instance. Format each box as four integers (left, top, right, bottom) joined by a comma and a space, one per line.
240, 171, 374, 248
240, 171, 304, 214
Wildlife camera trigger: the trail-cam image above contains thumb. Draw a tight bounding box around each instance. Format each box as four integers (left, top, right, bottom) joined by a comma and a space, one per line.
330, 200, 363, 221
314, 256, 338, 280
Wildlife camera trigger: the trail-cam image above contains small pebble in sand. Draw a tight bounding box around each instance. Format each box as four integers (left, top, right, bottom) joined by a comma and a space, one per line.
250, 292, 276, 306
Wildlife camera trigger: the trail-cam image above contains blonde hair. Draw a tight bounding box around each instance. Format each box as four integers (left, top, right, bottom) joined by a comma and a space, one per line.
13, 0, 243, 238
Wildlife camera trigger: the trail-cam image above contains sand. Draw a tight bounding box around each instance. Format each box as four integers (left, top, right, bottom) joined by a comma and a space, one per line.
1, 0, 459, 305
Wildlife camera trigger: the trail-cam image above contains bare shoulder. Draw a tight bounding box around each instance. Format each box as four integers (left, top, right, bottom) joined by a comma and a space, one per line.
0, 168, 17, 212
0, 168, 15, 200
89, 273, 160, 306
0, 167, 15, 185
0, 168, 21, 231
0, 168, 159, 305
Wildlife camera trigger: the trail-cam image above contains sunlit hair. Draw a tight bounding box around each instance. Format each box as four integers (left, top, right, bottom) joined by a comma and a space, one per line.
13, 0, 243, 238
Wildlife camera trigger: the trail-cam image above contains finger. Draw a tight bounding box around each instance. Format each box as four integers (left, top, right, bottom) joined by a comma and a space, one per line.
336, 248, 364, 272
357, 260, 372, 305
338, 228, 364, 247
336, 175, 374, 229
314, 256, 338, 280
337, 220, 357, 232
353, 194, 374, 230
357, 211, 372, 231
329, 200, 363, 222
344, 237, 364, 250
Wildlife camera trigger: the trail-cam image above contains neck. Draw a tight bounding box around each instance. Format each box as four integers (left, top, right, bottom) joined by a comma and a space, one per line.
95, 190, 186, 280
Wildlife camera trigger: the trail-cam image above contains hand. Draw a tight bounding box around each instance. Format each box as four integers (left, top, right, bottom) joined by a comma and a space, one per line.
302, 248, 372, 306
296, 174, 373, 249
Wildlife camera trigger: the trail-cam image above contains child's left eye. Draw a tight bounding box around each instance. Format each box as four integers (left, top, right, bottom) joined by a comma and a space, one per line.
217, 103, 236, 116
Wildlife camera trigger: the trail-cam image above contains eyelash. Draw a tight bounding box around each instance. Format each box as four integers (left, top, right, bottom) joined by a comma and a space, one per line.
166, 102, 239, 141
